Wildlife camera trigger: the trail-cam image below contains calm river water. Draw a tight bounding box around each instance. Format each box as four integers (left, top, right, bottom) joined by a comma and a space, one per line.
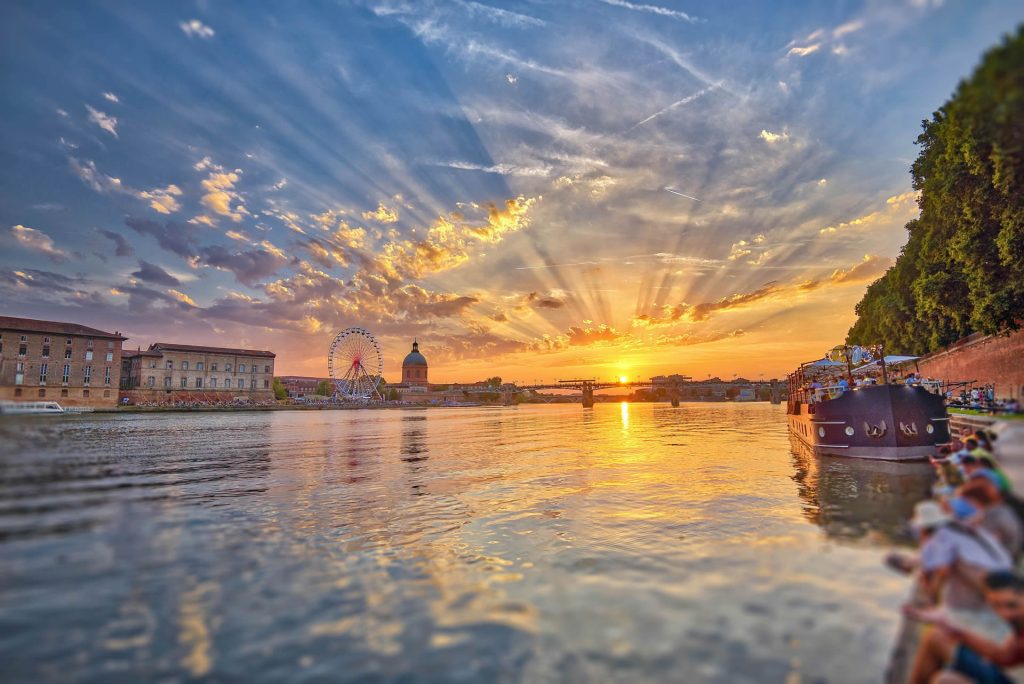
0, 403, 935, 683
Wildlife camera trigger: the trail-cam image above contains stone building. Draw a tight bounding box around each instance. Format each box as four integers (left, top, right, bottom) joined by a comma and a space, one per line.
0, 315, 126, 407
401, 340, 428, 388
121, 342, 276, 404
277, 375, 329, 399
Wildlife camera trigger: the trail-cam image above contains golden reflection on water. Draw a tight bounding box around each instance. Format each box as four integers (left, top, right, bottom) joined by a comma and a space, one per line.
0, 403, 934, 683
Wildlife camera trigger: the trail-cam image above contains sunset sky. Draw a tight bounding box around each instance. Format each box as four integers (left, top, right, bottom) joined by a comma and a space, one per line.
2, 1, 1021, 384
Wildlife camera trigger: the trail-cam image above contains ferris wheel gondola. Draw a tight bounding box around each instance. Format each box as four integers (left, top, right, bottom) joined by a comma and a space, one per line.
327, 327, 384, 401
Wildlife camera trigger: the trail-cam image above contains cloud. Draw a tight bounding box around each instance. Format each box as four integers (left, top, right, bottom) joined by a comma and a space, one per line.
132, 260, 181, 286
10, 224, 69, 263
633, 282, 782, 327
85, 105, 118, 137
828, 254, 893, 284
759, 129, 789, 144
819, 190, 919, 234
70, 159, 183, 214
599, 0, 698, 22
167, 289, 196, 306
138, 184, 183, 214
179, 19, 215, 39
506, 73, 518, 84
787, 44, 821, 57
361, 202, 399, 223
125, 217, 199, 258
434, 160, 553, 177
458, 1, 545, 27
200, 244, 291, 287
194, 159, 247, 223
832, 20, 864, 38
102, 92, 120, 103
98, 229, 134, 257
629, 86, 715, 130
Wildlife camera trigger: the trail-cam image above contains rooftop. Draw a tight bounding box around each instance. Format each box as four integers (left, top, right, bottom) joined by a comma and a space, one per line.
123, 349, 164, 358
0, 315, 126, 340
149, 342, 276, 358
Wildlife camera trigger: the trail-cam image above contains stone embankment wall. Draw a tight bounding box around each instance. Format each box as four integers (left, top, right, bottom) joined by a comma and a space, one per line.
120, 388, 274, 404
915, 329, 1024, 400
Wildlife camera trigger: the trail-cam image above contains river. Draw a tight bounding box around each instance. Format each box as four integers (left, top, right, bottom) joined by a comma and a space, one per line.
0, 403, 935, 683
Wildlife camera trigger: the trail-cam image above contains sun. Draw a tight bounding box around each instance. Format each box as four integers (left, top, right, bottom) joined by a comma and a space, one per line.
619, 375, 628, 383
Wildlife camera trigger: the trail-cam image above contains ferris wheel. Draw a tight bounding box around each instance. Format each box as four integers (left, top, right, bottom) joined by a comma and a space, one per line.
327, 327, 384, 400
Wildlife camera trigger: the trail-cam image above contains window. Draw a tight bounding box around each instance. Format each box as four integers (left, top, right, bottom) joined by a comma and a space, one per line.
39, 363, 48, 384
15, 362, 24, 385
61, 389, 68, 397
239, 364, 246, 373
225, 363, 232, 372
210, 378, 217, 388
196, 378, 203, 388
83, 366, 92, 385
165, 360, 173, 369
147, 376, 155, 388
86, 338, 94, 349
38, 388, 46, 397
181, 361, 189, 370
64, 348, 72, 359
148, 360, 156, 368
14, 388, 22, 397
42, 345, 50, 358
264, 379, 270, 389
20, 335, 26, 342
103, 390, 110, 397
181, 377, 188, 388
210, 363, 218, 372
105, 352, 113, 362
250, 379, 256, 390
62, 365, 70, 384
264, 365, 270, 374
104, 367, 111, 385
164, 377, 172, 388
237, 379, 244, 389
85, 350, 93, 361
65, 338, 72, 345
43, 336, 50, 343
83, 389, 89, 398
18, 343, 27, 356
107, 341, 113, 349
196, 362, 204, 371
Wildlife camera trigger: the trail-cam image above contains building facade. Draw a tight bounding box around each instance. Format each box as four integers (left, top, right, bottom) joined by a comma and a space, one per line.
401, 340, 428, 388
121, 342, 276, 404
0, 316, 126, 407
276, 375, 330, 399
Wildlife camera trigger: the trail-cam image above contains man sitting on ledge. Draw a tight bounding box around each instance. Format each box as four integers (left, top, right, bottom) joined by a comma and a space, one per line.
906, 571, 1024, 684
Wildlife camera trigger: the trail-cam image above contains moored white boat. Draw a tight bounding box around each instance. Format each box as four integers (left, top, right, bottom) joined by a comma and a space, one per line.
0, 400, 67, 415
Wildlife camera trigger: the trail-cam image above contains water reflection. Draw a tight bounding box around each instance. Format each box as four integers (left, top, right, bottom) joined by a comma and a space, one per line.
0, 404, 920, 683
790, 435, 935, 545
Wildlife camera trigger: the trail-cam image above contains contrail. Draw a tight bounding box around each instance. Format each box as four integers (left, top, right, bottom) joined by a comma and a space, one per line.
665, 187, 702, 202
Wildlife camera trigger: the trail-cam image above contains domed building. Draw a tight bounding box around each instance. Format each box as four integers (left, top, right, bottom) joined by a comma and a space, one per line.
402, 340, 428, 387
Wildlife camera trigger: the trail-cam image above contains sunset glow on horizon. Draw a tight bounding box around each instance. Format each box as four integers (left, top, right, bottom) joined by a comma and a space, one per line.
2, 2, 1020, 384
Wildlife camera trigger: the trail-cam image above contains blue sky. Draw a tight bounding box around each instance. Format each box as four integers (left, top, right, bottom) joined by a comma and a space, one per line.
2, 0, 1021, 381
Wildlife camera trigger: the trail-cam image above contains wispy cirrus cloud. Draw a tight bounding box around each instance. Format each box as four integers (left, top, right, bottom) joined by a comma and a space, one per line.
598, 0, 698, 23
179, 19, 214, 39
85, 105, 118, 137
9, 224, 69, 263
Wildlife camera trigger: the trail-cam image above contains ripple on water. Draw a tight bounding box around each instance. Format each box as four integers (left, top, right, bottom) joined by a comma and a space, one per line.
0, 404, 928, 682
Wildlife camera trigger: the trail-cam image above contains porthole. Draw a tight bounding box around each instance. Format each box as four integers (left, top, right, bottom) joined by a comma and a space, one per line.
926, 424, 934, 434
818, 427, 825, 438
845, 426, 855, 436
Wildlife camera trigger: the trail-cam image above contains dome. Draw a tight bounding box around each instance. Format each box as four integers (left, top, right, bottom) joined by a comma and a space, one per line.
402, 340, 428, 367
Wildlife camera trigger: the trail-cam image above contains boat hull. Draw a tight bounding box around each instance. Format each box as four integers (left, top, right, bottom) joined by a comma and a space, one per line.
787, 385, 950, 461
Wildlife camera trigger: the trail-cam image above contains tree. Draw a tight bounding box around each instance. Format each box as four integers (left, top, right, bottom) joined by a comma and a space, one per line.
271, 377, 288, 401
848, 27, 1024, 352
484, 376, 502, 387
315, 380, 333, 396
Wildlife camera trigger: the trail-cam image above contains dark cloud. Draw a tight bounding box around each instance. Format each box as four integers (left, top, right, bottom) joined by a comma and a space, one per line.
132, 260, 180, 286
98, 229, 134, 257
125, 217, 198, 258
200, 245, 290, 287
0, 268, 84, 294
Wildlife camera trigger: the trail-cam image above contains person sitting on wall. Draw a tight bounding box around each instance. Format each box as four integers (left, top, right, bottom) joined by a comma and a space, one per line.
960, 479, 1023, 562
905, 571, 1024, 684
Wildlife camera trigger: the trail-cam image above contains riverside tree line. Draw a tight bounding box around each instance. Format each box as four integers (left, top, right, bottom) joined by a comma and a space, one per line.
847, 27, 1024, 355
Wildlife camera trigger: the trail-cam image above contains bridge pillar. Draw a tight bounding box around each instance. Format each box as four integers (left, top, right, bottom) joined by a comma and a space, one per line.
670, 390, 680, 407
582, 381, 594, 408
770, 380, 782, 405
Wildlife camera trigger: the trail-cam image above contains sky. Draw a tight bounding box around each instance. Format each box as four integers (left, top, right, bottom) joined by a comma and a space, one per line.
2, 1, 1022, 384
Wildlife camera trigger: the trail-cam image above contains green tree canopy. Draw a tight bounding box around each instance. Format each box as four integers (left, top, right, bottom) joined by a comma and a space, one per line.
315, 380, 333, 396
847, 27, 1024, 353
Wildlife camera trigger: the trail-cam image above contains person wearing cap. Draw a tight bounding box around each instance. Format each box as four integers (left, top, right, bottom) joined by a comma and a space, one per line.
910, 500, 1012, 611
906, 571, 1024, 684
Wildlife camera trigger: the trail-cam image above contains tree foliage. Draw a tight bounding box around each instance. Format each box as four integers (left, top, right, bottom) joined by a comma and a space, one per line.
271, 377, 288, 401
847, 27, 1024, 353
315, 380, 333, 396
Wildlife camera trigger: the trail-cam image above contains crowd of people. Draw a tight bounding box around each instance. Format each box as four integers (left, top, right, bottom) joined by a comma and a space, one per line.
886, 427, 1024, 682
947, 386, 1022, 415
130, 397, 277, 408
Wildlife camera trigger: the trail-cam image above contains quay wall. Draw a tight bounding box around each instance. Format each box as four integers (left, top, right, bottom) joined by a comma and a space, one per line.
914, 329, 1024, 400
120, 388, 274, 405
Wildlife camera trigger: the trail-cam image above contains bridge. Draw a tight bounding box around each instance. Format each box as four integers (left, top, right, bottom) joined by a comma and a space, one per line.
518, 378, 785, 408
